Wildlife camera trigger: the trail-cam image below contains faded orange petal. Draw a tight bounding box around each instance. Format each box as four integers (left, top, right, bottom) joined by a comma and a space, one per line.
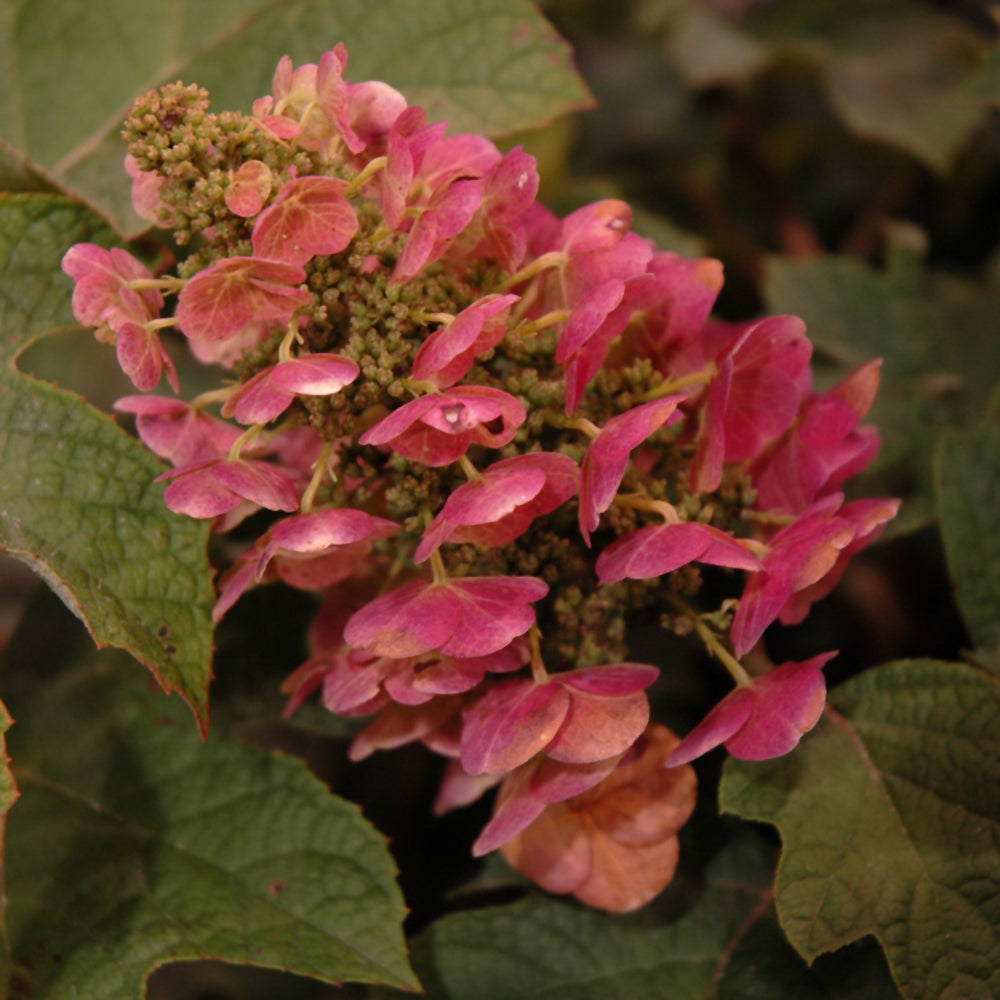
501, 724, 697, 912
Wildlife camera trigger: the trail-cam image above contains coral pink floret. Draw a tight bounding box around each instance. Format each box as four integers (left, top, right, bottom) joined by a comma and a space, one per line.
666, 653, 835, 766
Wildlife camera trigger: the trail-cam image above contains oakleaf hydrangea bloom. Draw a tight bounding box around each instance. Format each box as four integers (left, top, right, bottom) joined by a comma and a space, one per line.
62, 44, 897, 912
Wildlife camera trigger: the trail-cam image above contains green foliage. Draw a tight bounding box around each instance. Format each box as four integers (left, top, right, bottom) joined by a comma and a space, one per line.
4, 650, 416, 999
935, 408, 1000, 657
720, 660, 1000, 1000
0, 0, 592, 234
0, 194, 214, 729
649, 0, 994, 172
374, 833, 776, 1000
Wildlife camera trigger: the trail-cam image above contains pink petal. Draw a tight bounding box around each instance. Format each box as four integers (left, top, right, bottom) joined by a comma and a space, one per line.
343, 579, 463, 659
437, 576, 548, 658
226, 354, 360, 424
212, 459, 301, 512
176, 257, 312, 343
596, 522, 759, 582
251, 176, 359, 265
460, 678, 571, 775
225, 160, 273, 217
665, 687, 756, 767
411, 293, 518, 388
724, 654, 832, 760
579, 397, 685, 542
544, 671, 653, 764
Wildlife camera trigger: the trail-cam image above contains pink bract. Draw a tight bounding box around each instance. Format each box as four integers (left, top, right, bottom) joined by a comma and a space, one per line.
579, 396, 684, 542
343, 575, 549, 659
359, 386, 527, 466
411, 293, 519, 389
596, 521, 760, 582
223, 354, 360, 425
460, 663, 658, 775
251, 176, 359, 265
159, 457, 300, 519
414, 452, 579, 561
175, 257, 312, 344
114, 396, 243, 466
666, 653, 835, 766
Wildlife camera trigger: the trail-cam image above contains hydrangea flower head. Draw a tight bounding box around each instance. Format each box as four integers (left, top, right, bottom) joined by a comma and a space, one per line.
62, 43, 897, 912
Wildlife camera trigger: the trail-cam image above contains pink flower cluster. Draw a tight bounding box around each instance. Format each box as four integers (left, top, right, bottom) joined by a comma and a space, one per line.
62, 44, 897, 912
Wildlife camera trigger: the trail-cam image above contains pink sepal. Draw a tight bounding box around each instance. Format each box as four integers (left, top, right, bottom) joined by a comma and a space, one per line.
223, 353, 360, 424
596, 522, 760, 583
579, 397, 684, 542
411, 293, 519, 389
114, 396, 242, 466
359, 386, 526, 466
251, 176, 359, 265
225, 160, 273, 217
159, 458, 299, 519
414, 452, 579, 561
666, 653, 835, 766
344, 575, 548, 659
175, 257, 311, 344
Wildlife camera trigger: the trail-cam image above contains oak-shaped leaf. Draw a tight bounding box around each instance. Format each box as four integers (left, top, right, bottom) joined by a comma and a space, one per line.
1, 0, 591, 235
720, 658, 1000, 1000
0, 195, 214, 730
5, 654, 417, 998
935, 408, 1000, 658
372, 832, 781, 1000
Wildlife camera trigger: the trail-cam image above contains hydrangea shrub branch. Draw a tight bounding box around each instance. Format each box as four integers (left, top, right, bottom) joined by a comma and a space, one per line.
63, 43, 896, 913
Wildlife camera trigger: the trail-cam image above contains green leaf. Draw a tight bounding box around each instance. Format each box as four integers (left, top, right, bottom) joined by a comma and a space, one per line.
0, 194, 214, 730
720, 659, 1000, 1000
2, 0, 592, 234
716, 916, 900, 1000
5, 653, 417, 998
663, 0, 990, 172
935, 407, 1000, 657
374, 832, 776, 1000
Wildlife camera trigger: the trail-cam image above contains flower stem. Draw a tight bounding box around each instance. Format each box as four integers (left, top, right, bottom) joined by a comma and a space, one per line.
346, 155, 387, 197
429, 549, 449, 585
528, 625, 548, 683
636, 369, 713, 403
497, 250, 568, 292
511, 309, 570, 339
228, 424, 262, 461
300, 440, 335, 513
670, 594, 752, 687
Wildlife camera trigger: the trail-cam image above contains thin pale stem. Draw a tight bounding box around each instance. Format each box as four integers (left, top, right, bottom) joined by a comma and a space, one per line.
497, 250, 568, 292
300, 440, 336, 513
429, 549, 449, 585
228, 424, 263, 461
635, 369, 713, 403
510, 309, 570, 339
346, 155, 387, 197
528, 625, 548, 683
458, 454, 479, 480
277, 320, 302, 364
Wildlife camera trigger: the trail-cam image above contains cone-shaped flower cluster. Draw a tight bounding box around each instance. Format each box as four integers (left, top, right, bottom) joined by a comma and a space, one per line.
63, 44, 897, 912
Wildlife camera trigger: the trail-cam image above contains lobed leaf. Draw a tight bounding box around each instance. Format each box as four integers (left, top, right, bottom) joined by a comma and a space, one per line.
1, 0, 592, 235
5, 654, 417, 998
663, 0, 990, 172
373, 832, 776, 1000
720, 659, 1000, 1000
0, 194, 214, 730
934, 409, 1000, 658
